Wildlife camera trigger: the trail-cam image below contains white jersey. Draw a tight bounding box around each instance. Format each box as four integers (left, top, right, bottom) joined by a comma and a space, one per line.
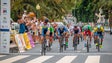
40, 22, 50, 28
77, 26, 81, 33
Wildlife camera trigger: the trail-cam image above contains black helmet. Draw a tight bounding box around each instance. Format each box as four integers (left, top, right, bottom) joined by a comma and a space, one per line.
44, 19, 49, 23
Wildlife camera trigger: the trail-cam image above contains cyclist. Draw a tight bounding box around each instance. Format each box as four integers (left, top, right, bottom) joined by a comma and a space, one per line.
41, 18, 50, 47
93, 24, 104, 48
57, 25, 68, 48
73, 25, 80, 47
82, 24, 92, 47
65, 25, 70, 48
49, 24, 54, 49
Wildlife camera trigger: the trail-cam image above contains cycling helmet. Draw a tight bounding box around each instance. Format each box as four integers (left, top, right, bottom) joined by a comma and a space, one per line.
97, 25, 101, 29
58, 25, 64, 29
44, 18, 49, 23
74, 24, 77, 27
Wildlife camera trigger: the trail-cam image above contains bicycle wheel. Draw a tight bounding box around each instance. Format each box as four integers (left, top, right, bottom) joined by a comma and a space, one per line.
41, 42, 44, 55
87, 41, 89, 52
64, 38, 66, 51
64, 44, 66, 50
43, 41, 46, 55
59, 42, 63, 52
74, 44, 77, 50
41, 39, 46, 55
73, 37, 78, 51
60, 37, 63, 52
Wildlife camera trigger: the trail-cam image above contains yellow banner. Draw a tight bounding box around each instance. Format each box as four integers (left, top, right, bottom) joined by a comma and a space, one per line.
23, 33, 32, 50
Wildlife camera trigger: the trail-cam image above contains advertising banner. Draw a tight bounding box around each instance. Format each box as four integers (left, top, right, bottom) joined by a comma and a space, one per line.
0, 0, 10, 53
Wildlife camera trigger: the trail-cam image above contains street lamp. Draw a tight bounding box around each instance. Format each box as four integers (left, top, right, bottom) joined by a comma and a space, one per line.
36, 4, 40, 10
36, 4, 40, 18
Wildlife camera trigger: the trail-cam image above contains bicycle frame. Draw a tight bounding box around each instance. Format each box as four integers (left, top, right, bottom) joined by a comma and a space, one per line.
59, 33, 66, 52
96, 34, 101, 52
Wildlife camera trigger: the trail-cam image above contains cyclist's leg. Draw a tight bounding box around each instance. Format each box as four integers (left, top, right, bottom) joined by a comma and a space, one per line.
83, 32, 87, 47
99, 34, 103, 45
73, 34, 76, 47
94, 32, 97, 44
49, 33, 53, 48
65, 32, 69, 47
98, 32, 103, 48
41, 28, 45, 44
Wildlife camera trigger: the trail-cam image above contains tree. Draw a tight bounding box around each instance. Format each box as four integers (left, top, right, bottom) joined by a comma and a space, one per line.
11, 0, 76, 21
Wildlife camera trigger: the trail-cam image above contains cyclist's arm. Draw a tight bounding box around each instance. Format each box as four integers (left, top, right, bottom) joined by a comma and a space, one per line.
101, 27, 105, 36
64, 27, 68, 32
57, 28, 61, 36
52, 27, 54, 36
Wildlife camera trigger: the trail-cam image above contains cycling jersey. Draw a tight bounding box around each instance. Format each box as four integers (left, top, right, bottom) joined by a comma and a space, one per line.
49, 26, 54, 37
57, 26, 68, 36
82, 25, 92, 36
41, 22, 50, 36
73, 27, 79, 34
93, 26, 104, 38
93, 26, 104, 32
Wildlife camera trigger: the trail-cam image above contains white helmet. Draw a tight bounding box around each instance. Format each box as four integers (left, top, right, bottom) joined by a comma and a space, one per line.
97, 25, 101, 29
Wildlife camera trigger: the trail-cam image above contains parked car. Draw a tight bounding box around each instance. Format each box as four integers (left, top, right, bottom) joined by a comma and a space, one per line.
104, 26, 110, 32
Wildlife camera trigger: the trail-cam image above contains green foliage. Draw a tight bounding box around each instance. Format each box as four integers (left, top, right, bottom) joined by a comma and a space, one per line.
11, 0, 76, 21
72, 0, 112, 23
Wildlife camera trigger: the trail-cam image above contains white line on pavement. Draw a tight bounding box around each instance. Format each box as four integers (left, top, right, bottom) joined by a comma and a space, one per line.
85, 56, 100, 63
0, 55, 6, 57
56, 56, 77, 63
26, 56, 53, 63
0, 55, 29, 63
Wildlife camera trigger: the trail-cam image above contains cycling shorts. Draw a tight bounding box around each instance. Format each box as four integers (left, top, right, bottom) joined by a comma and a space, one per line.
97, 32, 103, 39
50, 32, 53, 37
94, 32, 97, 36
41, 27, 48, 36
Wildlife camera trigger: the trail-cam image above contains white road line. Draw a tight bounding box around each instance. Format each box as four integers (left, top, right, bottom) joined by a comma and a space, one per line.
0, 55, 6, 57
26, 56, 53, 63
0, 55, 29, 63
85, 56, 100, 63
56, 56, 77, 63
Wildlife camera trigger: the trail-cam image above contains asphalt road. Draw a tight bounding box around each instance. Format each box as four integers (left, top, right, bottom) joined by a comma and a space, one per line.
24, 32, 112, 54
0, 33, 112, 63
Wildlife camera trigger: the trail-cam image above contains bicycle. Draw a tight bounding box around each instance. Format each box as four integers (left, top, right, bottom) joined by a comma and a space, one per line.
95, 34, 101, 52
59, 33, 66, 52
86, 34, 90, 53
46, 37, 52, 51
73, 34, 78, 50
41, 36, 47, 55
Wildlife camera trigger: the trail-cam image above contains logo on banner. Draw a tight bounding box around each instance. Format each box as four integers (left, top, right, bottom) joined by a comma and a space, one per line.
2, 8, 7, 15
2, 3, 7, 6
3, 17, 7, 23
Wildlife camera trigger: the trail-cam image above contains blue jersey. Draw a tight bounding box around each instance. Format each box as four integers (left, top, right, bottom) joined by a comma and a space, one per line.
57, 26, 68, 36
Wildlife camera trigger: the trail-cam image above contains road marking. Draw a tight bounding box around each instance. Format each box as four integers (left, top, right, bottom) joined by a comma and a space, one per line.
56, 56, 77, 63
85, 56, 100, 63
7, 52, 112, 55
76, 50, 81, 52
0, 55, 6, 57
0, 55, 29, 63
26, 56, 53, 63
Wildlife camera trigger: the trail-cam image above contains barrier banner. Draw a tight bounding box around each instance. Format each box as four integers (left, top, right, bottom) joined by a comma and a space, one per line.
19, 34, 26, 48
23, 33, 32, 50
15, 34, 25, 52
27, 32, 35, 48
0, 0, 10, 53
